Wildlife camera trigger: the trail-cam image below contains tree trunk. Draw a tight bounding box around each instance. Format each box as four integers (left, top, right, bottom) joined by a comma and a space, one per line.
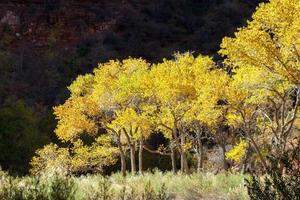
117, 137, 126, 177
196, 131, 204, 173
138, 135, 143, 174
180, 134, 189, 173
170, 144, 176, 173
180, 139, 184, 173
240, 148, 250, 174
120, 150, 126, 177
221, 143, 229, 170
130, 142, 136, 174
197, 143, 204, 173
183, 153, 190, 174
197, 154, 202, 173
218, 130, 229, 171
180, 154, 184, 173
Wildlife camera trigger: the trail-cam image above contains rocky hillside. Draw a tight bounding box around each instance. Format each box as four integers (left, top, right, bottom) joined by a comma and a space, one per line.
1, 0, 263, 59
0, 0, 264, 104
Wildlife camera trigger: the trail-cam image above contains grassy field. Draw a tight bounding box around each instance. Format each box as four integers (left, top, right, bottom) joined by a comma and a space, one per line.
0, 170, 249, 200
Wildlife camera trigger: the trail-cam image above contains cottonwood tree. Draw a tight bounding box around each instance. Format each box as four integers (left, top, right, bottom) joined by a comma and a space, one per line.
31, 58, 151, 175
147, 53, 229, 173
146, 53, 200, 173
107, 108, 153, 174
96, 58, 151, 175
90, 58, 152, 175
223, 67, 276, 170
105, 59, 153, 174
35, 75, 118, 174
220, 0, 300, 169
190, 61, 229, 171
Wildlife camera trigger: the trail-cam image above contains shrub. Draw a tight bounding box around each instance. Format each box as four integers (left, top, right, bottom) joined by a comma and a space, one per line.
0, 175, 24, 200
0, 170, 247, 200
23, 177, 48, 200
48, 174, 77, 200
86, 177, 113, 200
156, 183, 172, 200
141, 181, 157, 200
246, 146, 300, 200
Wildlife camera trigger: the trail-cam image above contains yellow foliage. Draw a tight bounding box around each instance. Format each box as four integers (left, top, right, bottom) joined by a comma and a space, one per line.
182, 141, 192, 152
30, 137, 118, 175
149, 53, 229, 135
225, 140, 248, 163
91, 58, 150, 108
53, 97, 99, 142
30, 144, 71, 175
220, 0, 298, 133
108, 108, 153, 142
68, 74, 94, 97
220, 0, 300, 85
71, 137, 118, 173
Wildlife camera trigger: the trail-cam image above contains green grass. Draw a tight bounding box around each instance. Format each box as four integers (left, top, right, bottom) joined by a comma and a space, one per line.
0, 170, 249, 200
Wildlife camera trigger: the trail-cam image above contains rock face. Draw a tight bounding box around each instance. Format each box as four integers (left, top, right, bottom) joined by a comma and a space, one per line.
0, 1, 126, 48
1, 11, 20, 27
208, 145, 232, 169
0, 0, 262, 55
0, 0, 263, 104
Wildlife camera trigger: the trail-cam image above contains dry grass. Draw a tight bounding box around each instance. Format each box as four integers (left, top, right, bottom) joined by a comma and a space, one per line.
0, 170, 249, 200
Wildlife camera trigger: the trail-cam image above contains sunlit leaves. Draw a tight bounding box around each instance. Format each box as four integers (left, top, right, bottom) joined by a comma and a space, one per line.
30, 144, 71, 175
68, 74, 94, 97
108, 108, 152, 141
220, 0, 300, 168
30, 137, 118, 175
220, 0, 300, 85
71, 137, 118, 173
225, 139, 248, 163
53, 97, 99, 142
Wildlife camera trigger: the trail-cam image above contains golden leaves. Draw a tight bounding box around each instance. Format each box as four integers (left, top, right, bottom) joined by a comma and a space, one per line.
30, 144, 71, 175
68, 74, 94, 97
71, 138, 118, 173
220, 0, 299, 132
30, 138, 118, 175
53, 97, 99, 142
220, 0, 300, 85
225, 140, 248, 163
